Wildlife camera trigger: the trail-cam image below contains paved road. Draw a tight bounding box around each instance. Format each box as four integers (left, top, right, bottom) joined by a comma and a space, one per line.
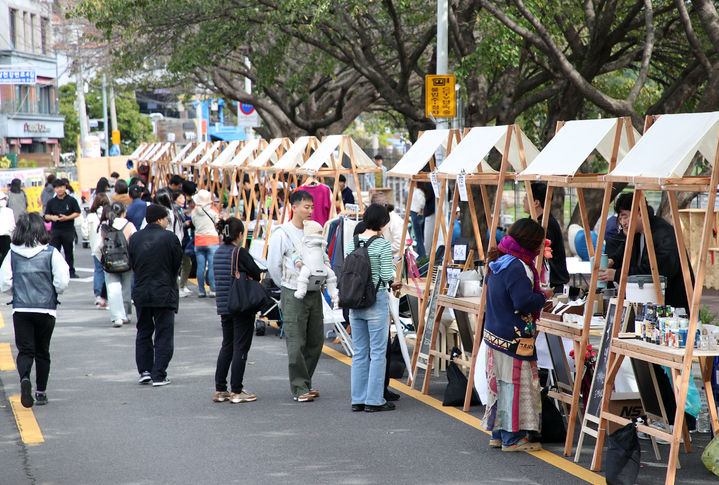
0, 247, 715, 484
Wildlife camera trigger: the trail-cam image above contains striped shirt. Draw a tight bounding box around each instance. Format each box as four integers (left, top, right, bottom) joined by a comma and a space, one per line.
346, 236, 394, 289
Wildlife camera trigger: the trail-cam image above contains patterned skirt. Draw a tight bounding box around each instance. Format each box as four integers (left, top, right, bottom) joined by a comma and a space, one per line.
481, 346, 540, 433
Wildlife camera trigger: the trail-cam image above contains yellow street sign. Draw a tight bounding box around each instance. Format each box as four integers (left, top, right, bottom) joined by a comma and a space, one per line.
111, 130, 121, 145
425, 74, 456, 119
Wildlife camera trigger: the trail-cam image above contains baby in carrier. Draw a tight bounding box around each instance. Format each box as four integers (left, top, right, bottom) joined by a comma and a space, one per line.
293, 220, 338, 305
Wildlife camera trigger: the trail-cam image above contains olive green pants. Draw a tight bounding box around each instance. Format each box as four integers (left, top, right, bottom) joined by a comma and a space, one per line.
280, 287, 324, 397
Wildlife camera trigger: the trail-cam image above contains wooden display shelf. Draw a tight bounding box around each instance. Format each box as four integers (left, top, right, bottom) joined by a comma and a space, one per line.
401, 278, 430, 299
436, 294, 482, 313
611, 337, 719, 368
536, 317, 585, 340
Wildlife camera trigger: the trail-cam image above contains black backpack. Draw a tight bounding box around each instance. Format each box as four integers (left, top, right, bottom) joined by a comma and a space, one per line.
338, 235, 380, 309
101, 222, 131, 273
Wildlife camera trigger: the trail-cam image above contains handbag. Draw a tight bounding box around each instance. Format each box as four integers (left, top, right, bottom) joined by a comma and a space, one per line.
227, 246, 267, 314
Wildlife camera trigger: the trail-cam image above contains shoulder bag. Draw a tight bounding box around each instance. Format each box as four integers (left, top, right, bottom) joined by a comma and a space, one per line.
228, 246, 267, 315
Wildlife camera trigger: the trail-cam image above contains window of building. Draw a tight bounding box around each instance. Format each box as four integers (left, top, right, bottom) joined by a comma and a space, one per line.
9, 9, 17, 49
30, 14, 36, 53
40, 17, 49, 54
14, 86, 32, 113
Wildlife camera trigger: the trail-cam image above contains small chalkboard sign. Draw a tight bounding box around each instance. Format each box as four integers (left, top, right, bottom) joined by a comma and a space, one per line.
545, 333, 573, 392
586, 298, 619, 419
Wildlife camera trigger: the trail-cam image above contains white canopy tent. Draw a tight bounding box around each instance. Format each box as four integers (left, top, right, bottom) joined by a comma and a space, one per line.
388, 129, 451, 177
149, 143, 172, 162
438, 125, 540, 174
609, 112, 719, 180
521, 118, 639, 178
169, 143, 193, 164
193, 141, 222, 166
224, 138, 261, 167
248, 138, 286, 169
180, 142, 211, 165
273, 136, 314, 171
298, 135, 376, 173
207, 140, 241, 167
128, 143, 150, 160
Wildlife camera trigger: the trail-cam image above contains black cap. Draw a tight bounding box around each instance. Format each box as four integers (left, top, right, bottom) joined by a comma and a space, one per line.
145, 204, 168, 224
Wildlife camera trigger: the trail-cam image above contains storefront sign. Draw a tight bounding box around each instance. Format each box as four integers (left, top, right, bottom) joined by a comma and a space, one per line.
0, 66, 36, 85
23, 122, 50, 133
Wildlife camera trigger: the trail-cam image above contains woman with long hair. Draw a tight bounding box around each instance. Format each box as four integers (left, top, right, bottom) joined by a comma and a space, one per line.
482, 218, 551, 452
93, 201, 136, 327
191, 190, 219, 298
0, 213, 70, 407
88, 192, 110, 308
212, 217, 263, 403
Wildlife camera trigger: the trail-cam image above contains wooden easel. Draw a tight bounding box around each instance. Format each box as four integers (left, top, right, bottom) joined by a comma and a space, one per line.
590, 112, 719, 485
519, 117, 639, 456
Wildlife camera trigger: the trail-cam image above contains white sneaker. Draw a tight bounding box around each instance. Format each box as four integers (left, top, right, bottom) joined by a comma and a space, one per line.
112, 320, 123, 328
179, 287, 191, 298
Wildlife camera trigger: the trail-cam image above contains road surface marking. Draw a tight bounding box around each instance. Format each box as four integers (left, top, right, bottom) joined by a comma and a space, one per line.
8, 395, 44, 444
0, 311, 4, 328
0, 342, 15, 371
322, 345, 604, 485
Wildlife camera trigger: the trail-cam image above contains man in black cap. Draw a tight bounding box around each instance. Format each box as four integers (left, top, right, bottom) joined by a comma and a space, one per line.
128, 204, 183, 387
44, 179, 81, 278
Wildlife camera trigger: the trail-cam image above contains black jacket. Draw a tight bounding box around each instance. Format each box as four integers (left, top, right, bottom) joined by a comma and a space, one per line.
213, 243, 263, 316
539, 213, 569, 288
611, 214, 693, 311
129, 224, 183, 310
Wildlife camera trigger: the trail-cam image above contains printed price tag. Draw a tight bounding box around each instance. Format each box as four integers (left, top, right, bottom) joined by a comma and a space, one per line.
457, 173, 468, 201
430, 171, 440, 198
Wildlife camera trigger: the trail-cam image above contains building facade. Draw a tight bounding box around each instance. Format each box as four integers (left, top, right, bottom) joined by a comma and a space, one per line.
0, 0, 64, 166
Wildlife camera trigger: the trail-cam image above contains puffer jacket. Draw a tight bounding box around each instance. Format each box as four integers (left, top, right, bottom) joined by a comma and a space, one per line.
213, 243, 263, 315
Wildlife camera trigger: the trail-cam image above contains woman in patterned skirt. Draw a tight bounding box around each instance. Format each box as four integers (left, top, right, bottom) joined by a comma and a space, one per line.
482, 218, 552, 452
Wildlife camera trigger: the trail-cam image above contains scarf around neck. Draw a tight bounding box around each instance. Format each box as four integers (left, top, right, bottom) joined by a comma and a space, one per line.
497, 235, 543, 320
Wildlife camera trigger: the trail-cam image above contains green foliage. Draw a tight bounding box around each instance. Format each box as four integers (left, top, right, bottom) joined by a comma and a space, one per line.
700, 305, 719, 326
59, 81, 154, 156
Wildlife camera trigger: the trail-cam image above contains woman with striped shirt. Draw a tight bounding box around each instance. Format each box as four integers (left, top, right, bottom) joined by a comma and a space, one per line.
346, 204, 400, 412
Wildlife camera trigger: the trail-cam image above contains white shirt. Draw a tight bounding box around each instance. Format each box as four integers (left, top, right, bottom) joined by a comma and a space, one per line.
0, 207, 15, 237
267, 222, 304, 290
410, 189, 426, 213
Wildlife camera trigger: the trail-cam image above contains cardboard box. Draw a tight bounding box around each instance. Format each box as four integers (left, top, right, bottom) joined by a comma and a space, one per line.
607, 398, 644, 433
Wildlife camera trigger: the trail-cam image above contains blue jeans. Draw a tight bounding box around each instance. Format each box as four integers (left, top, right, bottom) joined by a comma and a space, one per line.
195, 244, 218, 293
349, 290, 389, 406
410, 211, 425, 259
491, 429, 527, 446
93, 256, 105, 298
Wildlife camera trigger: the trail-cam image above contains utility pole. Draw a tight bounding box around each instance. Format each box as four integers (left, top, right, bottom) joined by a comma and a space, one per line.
101, 73, 109, 156
108, 82, 120, 155
436, 0, 449, 130
75, 59, 89, 158
195, 89, 203, 143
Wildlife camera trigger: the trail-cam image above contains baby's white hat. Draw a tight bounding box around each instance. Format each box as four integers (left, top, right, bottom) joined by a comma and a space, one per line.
303, 220, 323, 236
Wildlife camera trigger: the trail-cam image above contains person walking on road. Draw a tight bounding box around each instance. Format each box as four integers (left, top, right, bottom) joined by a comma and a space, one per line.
0, 213, 70, 407
7, 178, 28, 223
94, 201, 136, 328
87, 193, 110, 309
40, 174, 57, 213
0, 192, 16, 264
267, 190, 324, 403
129, 204, 183, 387
212, 217, 263, 404
191, 189, 219, 298
481, 218, 550, 452
44, 179, 81, 278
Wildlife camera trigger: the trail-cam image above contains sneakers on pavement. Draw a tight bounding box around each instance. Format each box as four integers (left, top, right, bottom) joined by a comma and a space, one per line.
501, 438, 542, 452
207, 291, 216, 298
20, 377, 33, 408
384, 389, 400, 401
198, 292, 207, 298
152, 378, 171, 387
112, 320, 123, 328
230, 391, 257, 403
364, 402, 395, 412
213, 391, 231, 402
308, 389, 320, 398
489, 439, 502, 448
69, 272, 80, 279
293, 393, 314, 402
138, 372, 152, 385
34, 392, 48, 406
179, 287, 192, 298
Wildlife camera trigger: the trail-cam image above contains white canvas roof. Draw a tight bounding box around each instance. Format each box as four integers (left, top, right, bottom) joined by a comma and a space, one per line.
274, 136, 313, 170
249, 138, 285, 168
150, 143, 172, 162
300, 135, 376, 172
209, 140, 241, 167
128, 143, 149, 160
181, 142, 210, 165
170, 143, 192, 164
609, 112, 719, 180
194, 142, 222, 166
521, 118, 639, 177
388, 129, 450, 176
141, 143, 162, 161
225, 138, 261, 167
438, 126, 539, 175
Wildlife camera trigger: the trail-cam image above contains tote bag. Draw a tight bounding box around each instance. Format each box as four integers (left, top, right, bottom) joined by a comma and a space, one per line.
228, 247, 267, 314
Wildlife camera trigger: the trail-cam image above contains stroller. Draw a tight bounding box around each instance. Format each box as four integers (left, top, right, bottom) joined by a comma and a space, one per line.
254, 271, 283, 337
